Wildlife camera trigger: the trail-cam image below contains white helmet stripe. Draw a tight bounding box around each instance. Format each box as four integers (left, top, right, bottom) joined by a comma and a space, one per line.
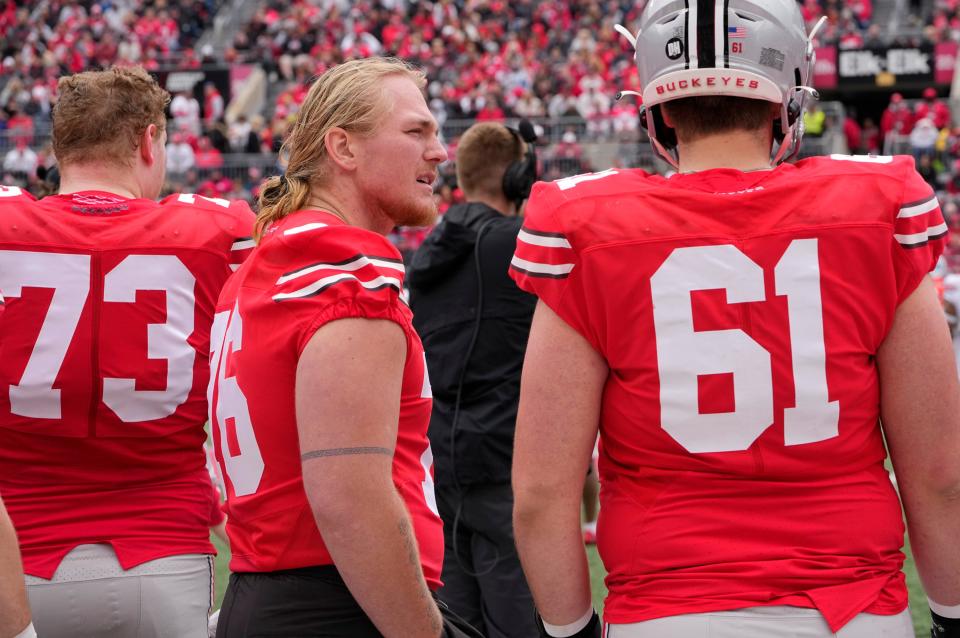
715, 0, 728, 68
686, 0, 698, 69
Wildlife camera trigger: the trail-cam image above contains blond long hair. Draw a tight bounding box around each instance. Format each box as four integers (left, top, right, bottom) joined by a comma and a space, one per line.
255, 57, 427, 240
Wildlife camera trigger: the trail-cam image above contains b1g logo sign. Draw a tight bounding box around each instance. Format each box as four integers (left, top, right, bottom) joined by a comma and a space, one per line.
651, 240, 839, 454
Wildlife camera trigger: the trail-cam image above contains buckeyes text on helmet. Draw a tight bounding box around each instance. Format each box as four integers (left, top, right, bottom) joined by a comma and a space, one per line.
630, 0, 819, 166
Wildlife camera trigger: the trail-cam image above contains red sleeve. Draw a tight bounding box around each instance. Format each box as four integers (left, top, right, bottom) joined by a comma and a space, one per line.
892, 161, 947, 304
268, 223, 410, 354
510, 181, 599, 351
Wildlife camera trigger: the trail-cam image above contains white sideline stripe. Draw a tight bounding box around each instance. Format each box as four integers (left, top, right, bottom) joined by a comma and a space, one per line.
898, 197, 939, 219
510, 256, 575, 276
518, 229, 572, 249
895, 223, 948, 245
276, 255, 405, 285
273, 273, 402, 301
231, 239, 255, 250
284, 222, 328, 236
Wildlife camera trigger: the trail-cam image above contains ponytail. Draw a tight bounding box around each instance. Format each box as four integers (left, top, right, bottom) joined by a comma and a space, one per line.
254, 173, 312, 241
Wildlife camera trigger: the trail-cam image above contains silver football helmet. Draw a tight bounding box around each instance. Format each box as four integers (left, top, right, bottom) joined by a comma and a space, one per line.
616, 0, 824, 168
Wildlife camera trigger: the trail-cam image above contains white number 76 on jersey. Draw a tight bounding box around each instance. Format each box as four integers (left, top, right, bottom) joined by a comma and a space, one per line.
651, 239, 839, 453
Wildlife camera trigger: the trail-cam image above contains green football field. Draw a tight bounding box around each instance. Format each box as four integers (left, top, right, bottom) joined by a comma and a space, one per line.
210, 533, 931, 636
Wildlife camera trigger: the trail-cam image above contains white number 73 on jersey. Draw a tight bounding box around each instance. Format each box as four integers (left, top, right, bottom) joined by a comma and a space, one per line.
651, 239, 839, 453
0, 251, 196, 421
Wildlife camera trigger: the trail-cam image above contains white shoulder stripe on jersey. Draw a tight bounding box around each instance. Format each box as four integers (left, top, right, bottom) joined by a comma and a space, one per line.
895, 222, 949, 246
284, 222, 328, 236
510, 255, 575, 276
231, 238, 255, 251
273, 272, 402, 301
518, 229, 572, 249
229, 263, 241, 272
898, 196, 939, 219
276, 254, 405, 285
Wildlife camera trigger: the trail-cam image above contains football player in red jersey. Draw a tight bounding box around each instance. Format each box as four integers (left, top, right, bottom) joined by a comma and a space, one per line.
0, 67, 255, 637
511, 2, 960, 638
207, 57, 480, 638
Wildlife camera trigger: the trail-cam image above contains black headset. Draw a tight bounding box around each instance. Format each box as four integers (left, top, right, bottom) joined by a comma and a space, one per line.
501, 119, 539, 205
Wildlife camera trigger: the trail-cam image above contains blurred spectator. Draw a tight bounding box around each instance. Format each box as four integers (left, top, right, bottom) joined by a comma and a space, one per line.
861, 118, 881, 154
844, 113, 863, 153
514, 89, 546, 119
578, 86, 613, 139
911, 117, 940, 161
170, 90, 201, 136
6, 107, 33, 146
166, 132, 196, 176
915, 87, 952, 131
228, 115, 253, 153
476, 96, 506, 121
803, 102, 827, 138
203, 83, 225, 130
881, 93, 915, 152
195, 136, 224, 172
3, 140, 37, 177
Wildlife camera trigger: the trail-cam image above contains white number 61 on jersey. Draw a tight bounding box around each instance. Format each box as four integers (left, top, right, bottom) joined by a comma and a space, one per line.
651, 239, 839, 453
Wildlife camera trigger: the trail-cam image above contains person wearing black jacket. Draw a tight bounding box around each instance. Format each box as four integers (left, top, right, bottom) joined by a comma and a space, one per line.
408, 121, 538, 638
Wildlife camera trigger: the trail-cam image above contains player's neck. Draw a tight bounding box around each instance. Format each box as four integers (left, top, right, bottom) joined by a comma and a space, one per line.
306, 184, 396, 235
463, 192, 516, 217
58, 165, 143, 199
676, 129, 774, 174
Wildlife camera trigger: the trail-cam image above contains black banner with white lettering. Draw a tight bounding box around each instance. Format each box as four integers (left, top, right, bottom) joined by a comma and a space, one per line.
836, 45, 937, 87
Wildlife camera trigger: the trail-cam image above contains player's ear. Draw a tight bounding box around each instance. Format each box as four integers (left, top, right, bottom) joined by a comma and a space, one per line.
139, 124, 160, 166
659, 104, 675, 129
324, 127, 358, 171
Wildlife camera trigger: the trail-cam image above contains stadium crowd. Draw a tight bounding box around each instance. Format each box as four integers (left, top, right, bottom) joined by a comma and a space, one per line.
1, 0, 960, 253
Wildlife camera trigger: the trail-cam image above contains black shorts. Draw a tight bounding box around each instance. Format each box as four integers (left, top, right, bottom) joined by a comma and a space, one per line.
216, 564, 483, 638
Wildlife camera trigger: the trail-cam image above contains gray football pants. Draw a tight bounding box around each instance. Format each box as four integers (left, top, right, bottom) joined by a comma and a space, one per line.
607, 606, 914, 638
25, 543, 213, 638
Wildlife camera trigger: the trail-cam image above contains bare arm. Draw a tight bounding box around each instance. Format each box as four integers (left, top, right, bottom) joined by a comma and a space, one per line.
513, 301, 608, 626
296, 318, 441, 638
0, 495, 31, 638
878, 276, 960, 608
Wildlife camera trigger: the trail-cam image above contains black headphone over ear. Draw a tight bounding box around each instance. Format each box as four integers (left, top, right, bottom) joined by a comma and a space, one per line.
639, 104, 678, 152
502, 119, 539, 205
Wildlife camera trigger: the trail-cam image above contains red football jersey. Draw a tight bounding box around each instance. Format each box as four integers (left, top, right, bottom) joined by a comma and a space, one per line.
510, 156, 946, 631
0, 187, 255, 577
208, 209, 443, 588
